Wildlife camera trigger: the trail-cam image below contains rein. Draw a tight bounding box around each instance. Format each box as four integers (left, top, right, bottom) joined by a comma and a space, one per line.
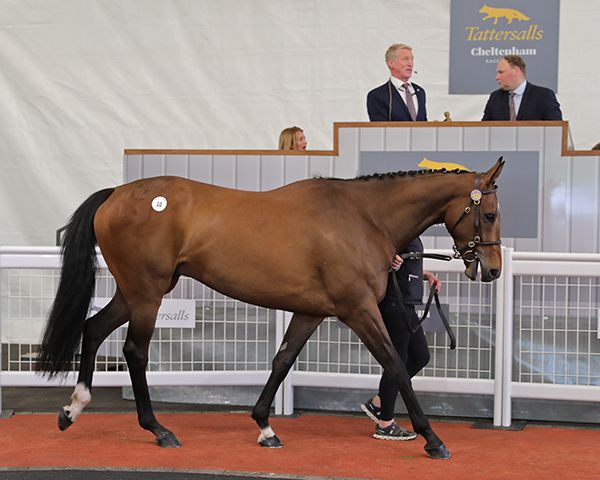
390, 252, 456, 350
447, 173, 501, 263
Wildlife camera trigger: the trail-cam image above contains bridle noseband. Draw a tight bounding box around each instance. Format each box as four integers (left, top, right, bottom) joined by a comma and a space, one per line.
448, 173, 501, 263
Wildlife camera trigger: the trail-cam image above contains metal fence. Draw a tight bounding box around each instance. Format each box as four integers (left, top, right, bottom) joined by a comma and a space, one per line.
1, 246, 599, 426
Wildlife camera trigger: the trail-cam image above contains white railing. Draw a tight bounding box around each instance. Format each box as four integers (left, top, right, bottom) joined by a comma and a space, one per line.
1, 246, 599, 427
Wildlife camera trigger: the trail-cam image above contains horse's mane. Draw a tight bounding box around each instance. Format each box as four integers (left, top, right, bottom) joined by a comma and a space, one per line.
319, 168, 471, 182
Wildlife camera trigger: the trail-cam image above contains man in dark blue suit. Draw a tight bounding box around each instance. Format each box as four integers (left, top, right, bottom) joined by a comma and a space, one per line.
367, 44, 427, 122
483, 55, 562, 121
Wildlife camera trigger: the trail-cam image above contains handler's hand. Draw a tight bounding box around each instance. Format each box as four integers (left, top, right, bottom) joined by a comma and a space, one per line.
424, 271, 442, 293
391, 254, 403, 271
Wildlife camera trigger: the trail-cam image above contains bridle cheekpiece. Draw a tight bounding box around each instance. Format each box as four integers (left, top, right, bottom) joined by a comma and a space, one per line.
448, 173, 501, 263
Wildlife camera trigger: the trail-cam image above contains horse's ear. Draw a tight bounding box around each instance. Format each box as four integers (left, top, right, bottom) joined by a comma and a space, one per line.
483, 156, 505, 188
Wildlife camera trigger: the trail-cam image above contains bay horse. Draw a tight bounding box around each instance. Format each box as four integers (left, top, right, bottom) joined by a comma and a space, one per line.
37, 158, 504, 460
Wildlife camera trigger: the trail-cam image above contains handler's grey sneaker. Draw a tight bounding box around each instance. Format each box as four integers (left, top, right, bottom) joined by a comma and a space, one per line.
373, 421, 417, 441
360, 399, 381, 424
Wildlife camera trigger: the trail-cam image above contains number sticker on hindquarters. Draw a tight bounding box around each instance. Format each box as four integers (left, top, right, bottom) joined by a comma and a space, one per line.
151, 196, 168, 212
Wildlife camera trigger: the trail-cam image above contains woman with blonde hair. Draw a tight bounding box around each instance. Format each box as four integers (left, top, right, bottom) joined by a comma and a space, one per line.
278, 126, 307, 150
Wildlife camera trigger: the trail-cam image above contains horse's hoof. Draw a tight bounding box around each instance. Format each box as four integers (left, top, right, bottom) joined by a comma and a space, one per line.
57, 408, 73, 431
156, 431, 181, 448
424, 442, 451, 460
259, 435, 283, 448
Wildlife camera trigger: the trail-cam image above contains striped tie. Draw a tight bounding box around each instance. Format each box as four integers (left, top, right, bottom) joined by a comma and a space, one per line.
509, 92, 516, 121
403, 83, 417, 121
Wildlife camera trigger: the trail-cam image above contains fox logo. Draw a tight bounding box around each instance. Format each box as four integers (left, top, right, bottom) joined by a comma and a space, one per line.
479, 4, 530, 25
418, 158, 470, 172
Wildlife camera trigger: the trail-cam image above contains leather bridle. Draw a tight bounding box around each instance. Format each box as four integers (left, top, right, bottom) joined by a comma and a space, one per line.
447, 173, 501, 263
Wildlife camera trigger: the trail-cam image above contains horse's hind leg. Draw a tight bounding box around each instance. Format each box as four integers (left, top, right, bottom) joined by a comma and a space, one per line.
58, 291, 130, 431
342, 306, 450, 460
252, 313, 323, 447
123, 301, 180, 448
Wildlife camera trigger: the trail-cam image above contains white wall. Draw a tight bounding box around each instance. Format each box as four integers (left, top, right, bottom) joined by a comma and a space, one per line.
1, 0, 598, 245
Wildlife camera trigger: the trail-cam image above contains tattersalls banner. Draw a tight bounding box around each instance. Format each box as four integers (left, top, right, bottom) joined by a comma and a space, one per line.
449, 0, 560, 94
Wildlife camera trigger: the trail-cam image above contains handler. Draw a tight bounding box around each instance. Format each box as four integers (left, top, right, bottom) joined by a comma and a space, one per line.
361, 237, 441, 440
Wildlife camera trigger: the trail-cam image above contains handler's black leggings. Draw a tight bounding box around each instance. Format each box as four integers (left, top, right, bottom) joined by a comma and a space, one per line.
377, 300, 430, 421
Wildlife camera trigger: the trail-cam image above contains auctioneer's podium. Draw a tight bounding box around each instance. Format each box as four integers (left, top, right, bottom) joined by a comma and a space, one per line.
124, 121, 600, 255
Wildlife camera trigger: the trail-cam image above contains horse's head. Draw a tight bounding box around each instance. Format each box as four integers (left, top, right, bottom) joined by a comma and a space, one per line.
445, 158, 504, 282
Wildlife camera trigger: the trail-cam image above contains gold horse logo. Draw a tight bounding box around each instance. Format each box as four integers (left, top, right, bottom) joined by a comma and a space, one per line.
479, 4, 530, 24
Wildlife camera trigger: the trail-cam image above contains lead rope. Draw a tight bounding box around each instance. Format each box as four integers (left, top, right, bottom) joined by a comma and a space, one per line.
390, 252, 456, 350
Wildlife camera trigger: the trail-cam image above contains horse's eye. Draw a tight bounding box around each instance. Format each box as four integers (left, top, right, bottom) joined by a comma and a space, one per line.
485, 213, 496, 222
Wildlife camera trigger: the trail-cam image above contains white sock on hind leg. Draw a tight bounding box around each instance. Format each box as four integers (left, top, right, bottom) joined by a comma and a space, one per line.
62, 382, 91, 422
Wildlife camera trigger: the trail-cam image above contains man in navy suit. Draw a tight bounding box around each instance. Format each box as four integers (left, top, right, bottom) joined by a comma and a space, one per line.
367, 44, 427, 122
482, 55, 562, 121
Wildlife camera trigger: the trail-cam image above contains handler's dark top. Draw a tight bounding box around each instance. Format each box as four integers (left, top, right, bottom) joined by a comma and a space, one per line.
386, 237, 424, 305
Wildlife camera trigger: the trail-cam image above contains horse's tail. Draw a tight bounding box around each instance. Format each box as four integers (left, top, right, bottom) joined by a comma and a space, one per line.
37, 187, 115, 377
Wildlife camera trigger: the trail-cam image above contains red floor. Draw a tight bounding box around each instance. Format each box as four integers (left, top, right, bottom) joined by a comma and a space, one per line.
1, 412, 599, 479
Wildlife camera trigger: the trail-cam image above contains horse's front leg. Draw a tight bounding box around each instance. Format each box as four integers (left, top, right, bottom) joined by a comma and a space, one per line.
58, 292, 129, 431
252, 313, 323, 447
341, 304, 450, 460
123, 302, 180, 448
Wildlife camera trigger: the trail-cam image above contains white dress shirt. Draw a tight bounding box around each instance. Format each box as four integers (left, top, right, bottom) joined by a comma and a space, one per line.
390, 76, 419, 117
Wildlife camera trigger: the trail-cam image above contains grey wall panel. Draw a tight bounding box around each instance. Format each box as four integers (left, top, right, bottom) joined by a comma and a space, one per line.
489, 127, 517, 151
359, 128, 385, 152
335, 128, 359, 179
141, 154, 165, 178
437, 127, 463, 151
260, 155, 284, 191
410, 127, 437, 151
569, 156, 599, 253
212, 155, 236, 188
236, 156, 260, 191
463, 127, 489, 151
516, 127, 544, 151
284, 156, 308, 184
188, 155, 212, 183
124, 155, 142, 183
165, 154, 188, 178
511, 126, 544, 252
309, 156, 333, 179
539, 127, 567, 251
541, 149, 570, 252
384, 128, 410, 151
544, 127, 563, 155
